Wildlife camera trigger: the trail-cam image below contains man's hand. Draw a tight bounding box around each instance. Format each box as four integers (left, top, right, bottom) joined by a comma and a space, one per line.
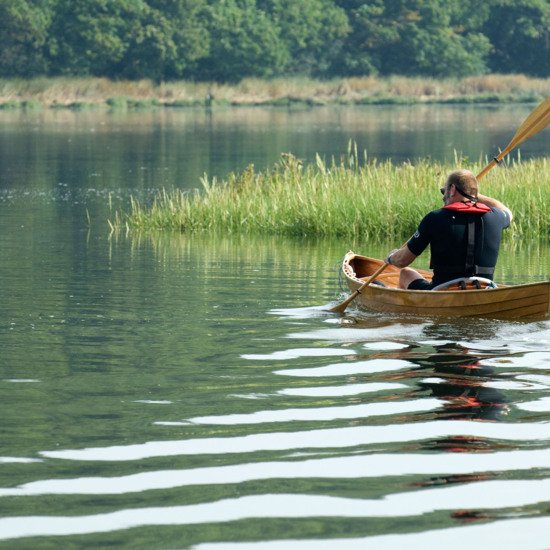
385, 249, 399, 265
383, 245, 417, 268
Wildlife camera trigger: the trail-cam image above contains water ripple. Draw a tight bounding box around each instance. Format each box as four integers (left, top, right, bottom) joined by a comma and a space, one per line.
480, 352, 550, 369
1, 486, 550, 543
40, 420, 550, 462
274, 358, 413, 377
517, 397, 550, 412
183, 398, 440, 425
277, 382, 406, 397
6, 450, 550, 498
242, 348, 355, 360
194, 516, 550, 550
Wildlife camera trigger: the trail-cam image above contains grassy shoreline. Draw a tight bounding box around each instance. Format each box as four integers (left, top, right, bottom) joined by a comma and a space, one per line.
1, 75, 549, 110
109, 153, 550, 239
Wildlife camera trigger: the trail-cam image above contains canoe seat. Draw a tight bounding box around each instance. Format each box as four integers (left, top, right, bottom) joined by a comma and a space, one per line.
432, 277, 497, 291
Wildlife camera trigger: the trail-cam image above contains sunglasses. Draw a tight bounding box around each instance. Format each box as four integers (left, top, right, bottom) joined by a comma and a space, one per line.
440, 184, 476, 201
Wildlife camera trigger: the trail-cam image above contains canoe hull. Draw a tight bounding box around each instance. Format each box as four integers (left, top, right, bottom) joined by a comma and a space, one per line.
342, 252, 550, 319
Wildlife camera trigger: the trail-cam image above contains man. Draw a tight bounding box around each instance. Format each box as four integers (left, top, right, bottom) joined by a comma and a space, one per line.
385, 169, 512, 290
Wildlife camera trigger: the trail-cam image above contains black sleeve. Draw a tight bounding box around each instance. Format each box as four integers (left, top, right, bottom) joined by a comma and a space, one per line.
407, 213, 433, 256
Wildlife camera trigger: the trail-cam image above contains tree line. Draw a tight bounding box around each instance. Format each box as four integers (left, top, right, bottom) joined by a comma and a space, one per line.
1, 0, 549, 82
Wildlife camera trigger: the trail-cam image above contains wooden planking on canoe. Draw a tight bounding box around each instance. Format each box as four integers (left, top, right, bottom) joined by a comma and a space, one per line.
355, 294, 550, 318
352, 284, 550, 318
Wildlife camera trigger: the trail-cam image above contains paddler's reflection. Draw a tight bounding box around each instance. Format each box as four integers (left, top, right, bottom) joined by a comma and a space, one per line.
417, 348, 510, 422
391, 342, 512, 504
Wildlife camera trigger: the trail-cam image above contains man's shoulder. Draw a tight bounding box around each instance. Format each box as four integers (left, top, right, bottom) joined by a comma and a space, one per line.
487, 206, 511, 227
421, 208, 448, 222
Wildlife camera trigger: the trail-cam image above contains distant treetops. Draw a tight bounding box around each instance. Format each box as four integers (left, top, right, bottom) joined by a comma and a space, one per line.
1, 0, 549, 82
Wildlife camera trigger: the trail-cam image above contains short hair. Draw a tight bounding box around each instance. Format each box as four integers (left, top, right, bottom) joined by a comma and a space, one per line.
446, 169, 478, 196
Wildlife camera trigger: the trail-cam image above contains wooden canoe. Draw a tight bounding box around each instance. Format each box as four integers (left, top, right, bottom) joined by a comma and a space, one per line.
342, 251, 550, 319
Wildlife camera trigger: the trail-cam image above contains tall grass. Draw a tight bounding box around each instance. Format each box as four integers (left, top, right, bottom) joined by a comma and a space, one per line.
110, 150, 550, 239
1, 75, 548, 108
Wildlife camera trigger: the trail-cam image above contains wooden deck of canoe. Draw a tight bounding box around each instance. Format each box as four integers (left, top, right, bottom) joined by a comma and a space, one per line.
342, 252, 550, 319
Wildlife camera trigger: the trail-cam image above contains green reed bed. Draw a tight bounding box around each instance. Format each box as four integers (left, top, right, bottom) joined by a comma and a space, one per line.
110, 154, 550, 239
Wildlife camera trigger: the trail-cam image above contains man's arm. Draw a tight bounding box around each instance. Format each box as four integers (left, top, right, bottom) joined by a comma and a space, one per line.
477, 193, 513, 223
385, 244, 417, 268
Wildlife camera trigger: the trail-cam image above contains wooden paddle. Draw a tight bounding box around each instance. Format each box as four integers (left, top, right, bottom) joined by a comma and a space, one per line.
477, 96, 550, 179
330, 96, 550, 314
330, 262, 389, 313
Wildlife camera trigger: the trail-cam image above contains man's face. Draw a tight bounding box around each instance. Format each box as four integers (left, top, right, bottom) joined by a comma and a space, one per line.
441, 183, 452, 204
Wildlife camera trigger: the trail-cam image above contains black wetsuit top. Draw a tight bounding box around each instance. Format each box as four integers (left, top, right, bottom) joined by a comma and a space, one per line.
406, 206, 510, 287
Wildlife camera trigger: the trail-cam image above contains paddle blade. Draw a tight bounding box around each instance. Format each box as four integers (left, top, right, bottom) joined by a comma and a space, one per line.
509, 96, 550, 149
477, 96, 550, 180
329, 291, 359, 313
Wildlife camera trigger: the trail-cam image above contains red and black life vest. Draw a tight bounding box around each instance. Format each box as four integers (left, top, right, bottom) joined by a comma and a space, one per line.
438, 201, 492, 277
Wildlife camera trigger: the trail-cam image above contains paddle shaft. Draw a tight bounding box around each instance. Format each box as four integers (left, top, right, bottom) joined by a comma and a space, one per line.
330, 262, 389, 313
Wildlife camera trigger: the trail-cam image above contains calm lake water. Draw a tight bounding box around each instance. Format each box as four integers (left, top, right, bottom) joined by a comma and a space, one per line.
1, 105, 550, 548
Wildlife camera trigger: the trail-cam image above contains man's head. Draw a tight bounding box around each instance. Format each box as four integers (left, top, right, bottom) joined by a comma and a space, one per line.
441, 169, 478, 204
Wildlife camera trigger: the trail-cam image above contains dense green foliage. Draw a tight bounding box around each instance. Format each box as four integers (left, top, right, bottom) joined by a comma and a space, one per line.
110, 153, 550, 239
1, 0, 549, 82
